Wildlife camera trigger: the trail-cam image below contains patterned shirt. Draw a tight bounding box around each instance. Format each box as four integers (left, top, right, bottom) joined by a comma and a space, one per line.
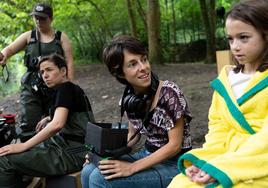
127, 80, 192, 151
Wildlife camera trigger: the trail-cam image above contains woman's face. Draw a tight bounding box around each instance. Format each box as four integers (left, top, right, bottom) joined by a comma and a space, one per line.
33, 16, 52, 30
226, 18, 267, 73
39, 60, 67, 88
122, 50, 151, 94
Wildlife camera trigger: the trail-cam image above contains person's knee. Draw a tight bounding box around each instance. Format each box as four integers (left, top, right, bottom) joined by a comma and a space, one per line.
81, 165, 90, 177
89, 169, 107, 188
81, 164, 96, 187
0, 158, 23, 187
81, 166, 89, 182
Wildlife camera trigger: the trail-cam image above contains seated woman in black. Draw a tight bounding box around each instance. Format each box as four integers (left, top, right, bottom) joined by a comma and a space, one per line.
0, 53, 94, 188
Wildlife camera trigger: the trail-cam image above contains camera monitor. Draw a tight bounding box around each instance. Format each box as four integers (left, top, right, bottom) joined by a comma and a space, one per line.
85, 122, 128, 165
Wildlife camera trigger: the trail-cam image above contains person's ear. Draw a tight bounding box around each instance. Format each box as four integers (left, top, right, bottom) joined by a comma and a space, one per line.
60, 67, 67, 76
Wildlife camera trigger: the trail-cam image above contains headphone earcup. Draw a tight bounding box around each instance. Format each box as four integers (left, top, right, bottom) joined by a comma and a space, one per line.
121, 72, 159, 117
123, 94, 145, 113
122, 94, 131, 111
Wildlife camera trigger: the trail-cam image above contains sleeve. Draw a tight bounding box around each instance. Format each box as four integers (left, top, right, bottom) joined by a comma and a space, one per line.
178, 91, 230, 170
201, 115, 268, 185
161, 82, 192, 130
202, 91, 230, 149
54, 83, 74, 110
178, 91, 233, 187
179, 91, 268, 187
200, 86, 268, 185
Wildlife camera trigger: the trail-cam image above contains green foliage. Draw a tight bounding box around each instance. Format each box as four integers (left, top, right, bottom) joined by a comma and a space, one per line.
52, 0, 129, 61
0, 1, 35, 48
0, 0, 239, 63
0, 56, 25, 100
0, 0, 239, 97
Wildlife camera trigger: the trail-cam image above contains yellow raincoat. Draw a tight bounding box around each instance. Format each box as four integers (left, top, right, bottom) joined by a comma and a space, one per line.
169, 66, 268, 188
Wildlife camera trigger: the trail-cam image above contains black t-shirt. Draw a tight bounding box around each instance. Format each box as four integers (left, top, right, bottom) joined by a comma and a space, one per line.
50, 82, 88, 118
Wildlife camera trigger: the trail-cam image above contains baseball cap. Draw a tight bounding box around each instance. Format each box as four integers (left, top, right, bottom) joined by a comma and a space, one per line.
30, 3, 53, 18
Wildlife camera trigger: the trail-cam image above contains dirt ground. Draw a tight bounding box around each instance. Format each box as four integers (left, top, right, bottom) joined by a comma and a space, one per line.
0, 63, 218, 148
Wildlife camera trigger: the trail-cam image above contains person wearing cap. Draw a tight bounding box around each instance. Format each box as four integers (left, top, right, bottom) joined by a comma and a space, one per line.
0, 2, 74, 139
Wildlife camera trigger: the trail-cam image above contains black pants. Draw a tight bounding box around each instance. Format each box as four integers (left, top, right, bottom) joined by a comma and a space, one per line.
0, 135, 85, 188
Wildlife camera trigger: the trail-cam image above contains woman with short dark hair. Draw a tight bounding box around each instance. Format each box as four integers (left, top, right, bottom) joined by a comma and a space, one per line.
0, 54, 94, 188
81, 35, 192, 188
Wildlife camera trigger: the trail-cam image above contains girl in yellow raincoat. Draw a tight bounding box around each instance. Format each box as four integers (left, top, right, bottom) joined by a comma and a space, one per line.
169, 0, 268, 187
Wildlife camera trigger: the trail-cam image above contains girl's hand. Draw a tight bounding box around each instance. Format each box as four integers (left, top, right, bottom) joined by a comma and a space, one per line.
0, 143, 27, 156
185, 165, 200, 180
186, 165, 215, 184
192, 170, 216, 184
98, 159, 134, 180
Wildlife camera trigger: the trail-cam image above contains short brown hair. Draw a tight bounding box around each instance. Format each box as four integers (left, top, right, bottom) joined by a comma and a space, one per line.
102, 35, 148, 85
38, 53, 68, 76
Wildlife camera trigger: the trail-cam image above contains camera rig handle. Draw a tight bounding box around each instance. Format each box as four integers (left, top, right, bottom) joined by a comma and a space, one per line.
104, 146, 132, 158
65, 144, 132, 160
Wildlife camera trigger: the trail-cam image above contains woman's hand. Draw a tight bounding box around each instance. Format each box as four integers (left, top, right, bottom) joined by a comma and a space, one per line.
98, 159, 134, 180
0, 52, 7, 65
83, 154, 91, 167
0, 143, 27, 156
36, 117, 50, 132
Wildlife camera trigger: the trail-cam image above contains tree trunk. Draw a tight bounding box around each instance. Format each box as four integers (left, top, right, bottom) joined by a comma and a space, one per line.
164, 0, 170, 44
190, 12, 196, 41
126, 0, 138, 37
171, 0, 176, 44
198, 0, 216, 63
136, 0, 147, 32
178, 7, 187, 44
147, 0, 162, 64
208, 0, 216, 63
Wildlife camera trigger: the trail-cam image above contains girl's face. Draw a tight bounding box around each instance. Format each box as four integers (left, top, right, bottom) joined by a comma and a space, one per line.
122, 50, 151, 94
226, 18, 267, 73
39, 60, 67, 88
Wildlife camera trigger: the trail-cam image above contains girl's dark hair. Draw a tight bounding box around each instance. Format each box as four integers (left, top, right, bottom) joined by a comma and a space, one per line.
38, 53, 68, 75
102, 35, 148, 85
226, 0, 268, 72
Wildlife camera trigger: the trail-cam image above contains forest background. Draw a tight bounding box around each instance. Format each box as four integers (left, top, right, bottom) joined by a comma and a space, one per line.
0, 0, 239, 98
0, 0, 240, 147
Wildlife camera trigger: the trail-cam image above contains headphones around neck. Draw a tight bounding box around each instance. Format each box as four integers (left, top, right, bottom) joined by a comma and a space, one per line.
121, 72, 159, 118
